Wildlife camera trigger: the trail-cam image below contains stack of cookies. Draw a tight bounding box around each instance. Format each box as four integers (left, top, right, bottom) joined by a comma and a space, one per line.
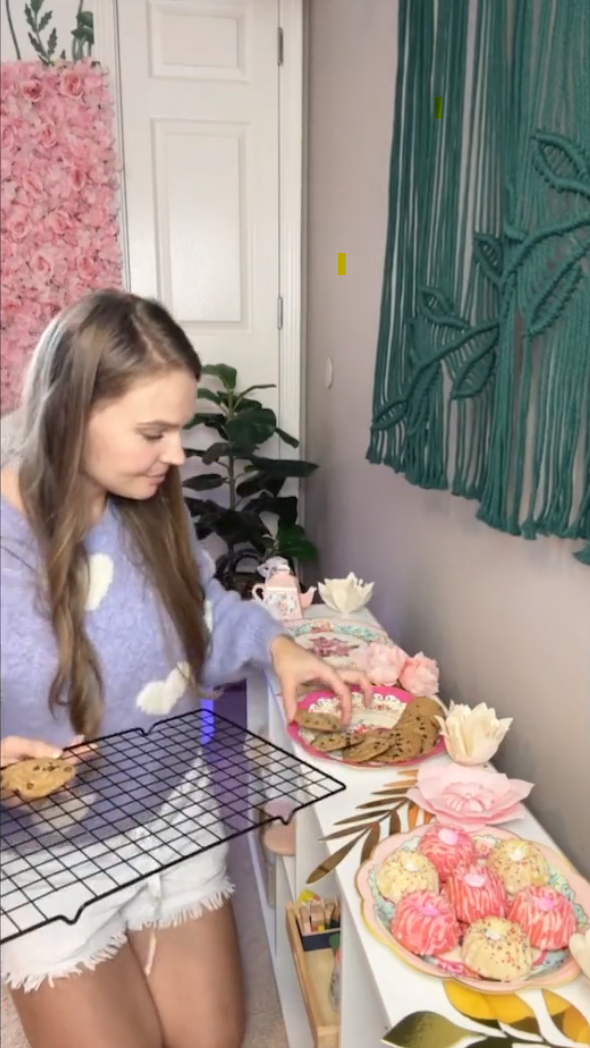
295, 696, 444, 766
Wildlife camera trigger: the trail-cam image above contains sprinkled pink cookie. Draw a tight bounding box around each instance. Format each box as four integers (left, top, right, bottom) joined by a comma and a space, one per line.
487, 839, 550, 897
508, 886, 577, 951
444, 864, 508, 923
462, 917, 533, 981
375, 850, 439, 904
417, 825, 476, 882
392, 890, 462, 957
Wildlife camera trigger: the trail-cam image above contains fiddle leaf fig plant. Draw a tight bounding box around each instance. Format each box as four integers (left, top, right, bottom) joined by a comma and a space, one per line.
183, 363, 318, 594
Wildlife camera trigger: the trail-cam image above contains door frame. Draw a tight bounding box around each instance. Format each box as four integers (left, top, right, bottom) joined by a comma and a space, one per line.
93, 0, 305, 450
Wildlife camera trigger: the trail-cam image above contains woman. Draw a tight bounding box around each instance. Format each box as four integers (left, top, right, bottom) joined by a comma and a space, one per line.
0, 290, 370, 1048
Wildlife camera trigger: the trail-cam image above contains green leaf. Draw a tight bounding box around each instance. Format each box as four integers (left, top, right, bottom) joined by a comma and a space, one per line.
235, 397, 265, 414
243, 494, 298, 525
276, 427, 299, 449
382, 1012, 475, 1048
47, 26, 57, 56
183, 473, 225, 492
236, 383, 276, 401
275, 522, 317, 562
186, 412, 228, 437
202, 442, 233, 466
236, 473, 285, 499
79, 10, 94, 29
38, 11, 52, 31
201, 363, 237, 390
197, 388, 224, 406
225, 407, 277, 451
184, 448, 207, 458
28, 32, 48, 60
246, 456, 318, 479
209, 509, 270, 547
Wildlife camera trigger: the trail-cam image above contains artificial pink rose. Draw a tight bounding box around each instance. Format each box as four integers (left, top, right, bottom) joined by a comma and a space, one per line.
0, 154, 13, 180
352, 642, 408, 685
1, 122, 16, 152
399, 652, 439, 697
30, 247, 56, 282
76, 252, 98, 283
70, 167, 87, 193
84, 73, 105, 94
45, 209, 73, 237
6, 204, 31, 241
87, 206, 109, 229
21, 78, 44, 103
59, 69, 84, 99
20, 171, 45, 204
407, 764, 534, 832
1, 180, 18, 209
0, 296, 22, 319
39, 121, 58, 150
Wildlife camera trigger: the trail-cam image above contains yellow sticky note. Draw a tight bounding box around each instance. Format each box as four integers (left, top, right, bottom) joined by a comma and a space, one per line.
338, 252, 346, 275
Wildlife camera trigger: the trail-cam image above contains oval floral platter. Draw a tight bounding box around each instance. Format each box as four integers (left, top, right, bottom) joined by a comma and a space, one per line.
287, 617, 392, 667
287, 686, 446, 768
356, 825, 590, 992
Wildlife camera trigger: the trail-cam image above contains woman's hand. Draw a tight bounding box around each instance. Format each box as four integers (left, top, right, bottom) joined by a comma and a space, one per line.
0, 735, 83, 768
270, 635, 373, 725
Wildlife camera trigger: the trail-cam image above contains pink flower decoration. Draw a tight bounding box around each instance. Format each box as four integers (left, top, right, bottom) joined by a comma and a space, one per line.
407, 763, 534, 832
1, 60, 122, 415
352, 642, 408, 685
399, 652, 439, 697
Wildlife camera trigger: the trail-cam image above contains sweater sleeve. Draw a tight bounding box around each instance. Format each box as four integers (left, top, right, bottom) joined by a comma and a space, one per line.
193, 539, 287, 686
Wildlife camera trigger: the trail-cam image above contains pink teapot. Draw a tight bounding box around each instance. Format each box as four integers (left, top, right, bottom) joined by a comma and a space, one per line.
252, 557, 316, 621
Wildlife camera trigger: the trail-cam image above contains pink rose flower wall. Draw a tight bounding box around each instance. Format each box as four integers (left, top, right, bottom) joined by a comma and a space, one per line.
0, 60, 122, 415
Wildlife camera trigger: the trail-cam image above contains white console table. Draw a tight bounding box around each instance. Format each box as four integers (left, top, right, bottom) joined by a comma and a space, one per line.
246, 606, 590, 1048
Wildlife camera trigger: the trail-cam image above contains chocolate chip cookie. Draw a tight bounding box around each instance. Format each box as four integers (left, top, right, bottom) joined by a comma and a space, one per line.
1, 757, 76, 801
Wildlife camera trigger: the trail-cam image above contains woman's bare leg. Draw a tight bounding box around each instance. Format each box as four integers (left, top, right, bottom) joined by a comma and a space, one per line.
10, 943, 163, 1048
130, 900, 245, 1048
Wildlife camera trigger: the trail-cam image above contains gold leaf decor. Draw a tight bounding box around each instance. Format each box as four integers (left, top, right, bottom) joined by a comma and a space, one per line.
543, 990, 590, 1045
382, 1011, 472, 1048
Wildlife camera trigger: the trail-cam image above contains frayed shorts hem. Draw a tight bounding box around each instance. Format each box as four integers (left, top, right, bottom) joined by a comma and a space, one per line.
2, 849, 233, 993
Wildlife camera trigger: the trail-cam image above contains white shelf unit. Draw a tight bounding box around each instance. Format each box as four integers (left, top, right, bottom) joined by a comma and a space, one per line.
246, 663, 392, 1048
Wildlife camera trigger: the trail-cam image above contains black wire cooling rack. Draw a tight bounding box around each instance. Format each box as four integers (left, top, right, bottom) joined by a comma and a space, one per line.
0, 709, 345, 944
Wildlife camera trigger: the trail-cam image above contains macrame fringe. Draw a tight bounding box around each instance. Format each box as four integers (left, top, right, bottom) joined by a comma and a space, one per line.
368, 0, 590, 563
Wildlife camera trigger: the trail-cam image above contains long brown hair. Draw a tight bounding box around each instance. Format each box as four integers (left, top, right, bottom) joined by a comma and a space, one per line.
18, 289, 207, 738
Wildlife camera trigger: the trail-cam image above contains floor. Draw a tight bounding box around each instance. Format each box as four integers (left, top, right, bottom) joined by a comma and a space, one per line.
1, 687, 290, 1048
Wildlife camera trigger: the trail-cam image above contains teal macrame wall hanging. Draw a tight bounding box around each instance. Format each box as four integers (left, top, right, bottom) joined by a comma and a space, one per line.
368, 0, 590, 565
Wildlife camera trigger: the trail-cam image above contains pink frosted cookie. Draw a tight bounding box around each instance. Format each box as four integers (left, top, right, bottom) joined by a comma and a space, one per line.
487, 839, 550, 897
417, 825, 476, 882
508, 886, 577, 951
462, 917, 533, 981
444, 864, 508, 923
392, 890, 462, 957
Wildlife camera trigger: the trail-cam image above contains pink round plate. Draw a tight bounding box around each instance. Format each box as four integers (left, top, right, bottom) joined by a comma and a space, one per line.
356, 825, 590, 992
287, 686, 446, 768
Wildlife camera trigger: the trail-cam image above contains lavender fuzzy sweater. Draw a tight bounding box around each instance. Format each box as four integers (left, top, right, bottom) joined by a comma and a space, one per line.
0, 496, 283, 746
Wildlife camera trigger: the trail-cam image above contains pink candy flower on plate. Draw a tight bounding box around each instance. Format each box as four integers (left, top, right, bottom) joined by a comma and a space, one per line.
352, 642, 408, 686
399, 652, 439, 697
407, 763, 534, 832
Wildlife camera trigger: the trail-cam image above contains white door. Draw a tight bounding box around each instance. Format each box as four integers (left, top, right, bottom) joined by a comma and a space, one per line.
116, 0, 281, 412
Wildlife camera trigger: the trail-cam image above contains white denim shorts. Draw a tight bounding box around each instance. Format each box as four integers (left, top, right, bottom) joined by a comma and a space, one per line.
1, 842, 233, 993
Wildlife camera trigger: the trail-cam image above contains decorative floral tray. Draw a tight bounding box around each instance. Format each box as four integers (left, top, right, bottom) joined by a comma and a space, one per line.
287, 686, 445, 769
288, 617, 391, 667
356, 826, 590, 992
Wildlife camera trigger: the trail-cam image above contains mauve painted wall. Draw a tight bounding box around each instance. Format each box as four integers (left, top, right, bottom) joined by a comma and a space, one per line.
303, 0, 590, 877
